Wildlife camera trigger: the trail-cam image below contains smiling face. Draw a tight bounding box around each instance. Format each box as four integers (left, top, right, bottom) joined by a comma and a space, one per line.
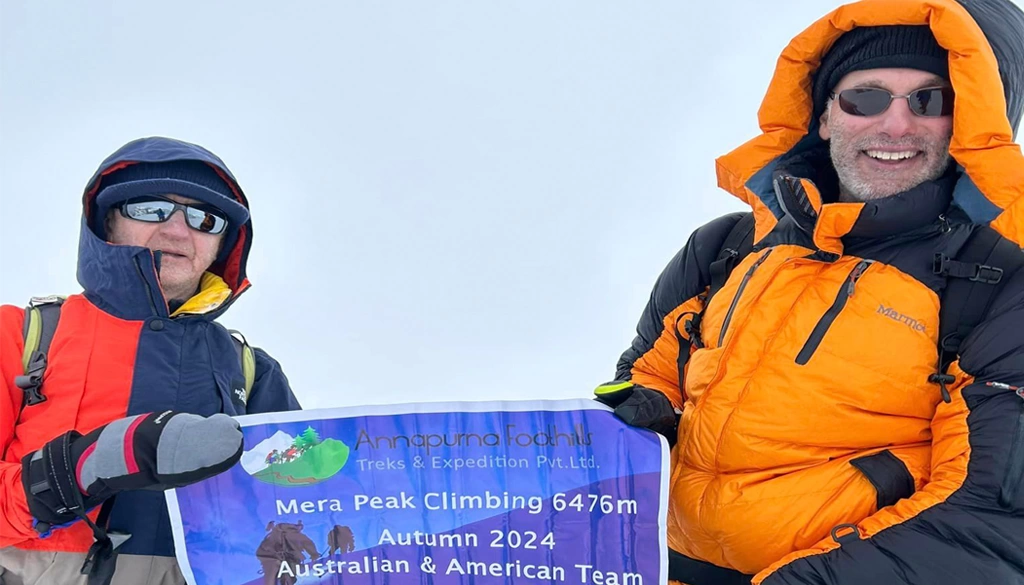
106, 193, 225, 302
819, 67, 954, 202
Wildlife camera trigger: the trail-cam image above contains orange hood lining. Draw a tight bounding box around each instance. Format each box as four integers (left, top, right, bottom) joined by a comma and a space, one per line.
714, 0, 1024, 247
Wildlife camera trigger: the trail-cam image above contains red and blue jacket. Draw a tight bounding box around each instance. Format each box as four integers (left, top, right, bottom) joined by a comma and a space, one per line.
0, 137, 301, 558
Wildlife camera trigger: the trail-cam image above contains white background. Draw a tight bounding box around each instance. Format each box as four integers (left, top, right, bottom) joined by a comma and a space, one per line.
3, 1, 1020, 408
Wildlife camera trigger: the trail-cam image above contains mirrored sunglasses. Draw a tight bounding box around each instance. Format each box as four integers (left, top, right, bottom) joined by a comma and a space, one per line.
119, 196, 229, 235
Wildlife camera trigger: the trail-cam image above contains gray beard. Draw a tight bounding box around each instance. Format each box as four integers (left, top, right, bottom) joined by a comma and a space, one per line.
833, 146, 952, 203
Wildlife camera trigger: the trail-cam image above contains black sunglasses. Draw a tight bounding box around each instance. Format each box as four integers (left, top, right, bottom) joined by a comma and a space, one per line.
119, 196, 229, 235
830, 86, 954, 117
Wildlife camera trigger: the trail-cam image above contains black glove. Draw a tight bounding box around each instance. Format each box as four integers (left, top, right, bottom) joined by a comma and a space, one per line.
594, 381, 679, 444
22, 410, 243, 533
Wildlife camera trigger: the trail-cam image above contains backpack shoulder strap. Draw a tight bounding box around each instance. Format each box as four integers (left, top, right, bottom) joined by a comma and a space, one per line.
707, 212, 756, 302
933, 226, 1024, 396
228, 330, 256, 406
682, 212, 757, 354
16, 296, 66, 410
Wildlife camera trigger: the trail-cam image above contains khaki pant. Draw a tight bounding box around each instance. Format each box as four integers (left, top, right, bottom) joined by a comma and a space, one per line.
0, 548, 184, 585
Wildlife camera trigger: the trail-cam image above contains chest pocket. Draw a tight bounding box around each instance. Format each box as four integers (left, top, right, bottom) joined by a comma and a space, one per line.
682, 253, 942, 411
206, 327, 255, 415
794, 260, 874, 365
792, 262, 940, 378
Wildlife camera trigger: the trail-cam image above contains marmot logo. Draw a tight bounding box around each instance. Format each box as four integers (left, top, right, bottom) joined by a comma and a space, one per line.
877, 305, 927, 333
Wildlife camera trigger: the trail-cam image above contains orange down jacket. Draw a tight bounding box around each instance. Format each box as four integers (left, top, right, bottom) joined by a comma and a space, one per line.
613, 1, 1024, 583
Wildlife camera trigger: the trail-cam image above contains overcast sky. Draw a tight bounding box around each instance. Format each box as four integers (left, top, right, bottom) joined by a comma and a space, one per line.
3, 1, 1021, 410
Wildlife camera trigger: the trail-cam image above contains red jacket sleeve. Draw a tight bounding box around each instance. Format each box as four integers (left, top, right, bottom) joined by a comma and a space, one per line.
0, 304, 37, 546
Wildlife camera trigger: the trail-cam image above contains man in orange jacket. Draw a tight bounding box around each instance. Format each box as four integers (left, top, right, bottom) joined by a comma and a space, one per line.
597, 0, 1024, 583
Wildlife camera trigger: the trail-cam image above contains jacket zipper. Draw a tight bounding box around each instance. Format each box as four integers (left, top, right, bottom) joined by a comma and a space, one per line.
998, 384, 1024, 508
796, 260, 873, 365
133, 255, 164, 316
132, 253, 246, 321
718, 249, 774, 347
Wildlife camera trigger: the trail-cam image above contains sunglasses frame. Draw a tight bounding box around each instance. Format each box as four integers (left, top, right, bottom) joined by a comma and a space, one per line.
830, 86, 955, 118
118, 196, 229, 235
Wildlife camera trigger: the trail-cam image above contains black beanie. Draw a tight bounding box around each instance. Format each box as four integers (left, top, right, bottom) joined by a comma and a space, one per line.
812, 25, 950, 122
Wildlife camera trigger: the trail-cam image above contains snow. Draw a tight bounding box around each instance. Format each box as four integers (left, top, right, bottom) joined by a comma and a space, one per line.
240, 430, 295, 475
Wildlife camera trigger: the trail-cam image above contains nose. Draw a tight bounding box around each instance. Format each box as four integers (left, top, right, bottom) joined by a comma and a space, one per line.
158, 209, 191, 238
876, 97, 917, 138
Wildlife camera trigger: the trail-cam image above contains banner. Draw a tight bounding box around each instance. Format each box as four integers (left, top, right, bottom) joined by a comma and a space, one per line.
167, 399, 668, 585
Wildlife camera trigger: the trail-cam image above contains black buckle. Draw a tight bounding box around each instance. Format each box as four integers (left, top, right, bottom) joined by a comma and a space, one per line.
970, 264, 1003, 284
15, 352, 48, 406
683, 315, 705, 349
933, 253, 1003, 284
14, 374, 47, 406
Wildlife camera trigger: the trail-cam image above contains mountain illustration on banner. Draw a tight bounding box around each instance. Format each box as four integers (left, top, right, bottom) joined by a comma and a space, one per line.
241, 427, 349, 486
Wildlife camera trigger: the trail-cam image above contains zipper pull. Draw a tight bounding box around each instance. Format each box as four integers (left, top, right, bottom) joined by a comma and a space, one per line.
847, 260, 873, 296
938, 214, 951, 233
986, 381, 1024, 398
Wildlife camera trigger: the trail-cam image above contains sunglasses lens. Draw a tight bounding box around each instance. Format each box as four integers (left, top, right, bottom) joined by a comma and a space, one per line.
122, 197, 228, 234
838, 88, 892, 116
123, 198, 175, 222
186, 207, 228, 234
910, 87, 954, 116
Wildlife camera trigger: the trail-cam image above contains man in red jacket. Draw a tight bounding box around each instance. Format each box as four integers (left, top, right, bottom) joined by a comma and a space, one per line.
0, 136, 301, 585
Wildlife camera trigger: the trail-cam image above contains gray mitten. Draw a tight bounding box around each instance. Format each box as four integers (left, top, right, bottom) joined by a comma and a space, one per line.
22, 410, 244, 533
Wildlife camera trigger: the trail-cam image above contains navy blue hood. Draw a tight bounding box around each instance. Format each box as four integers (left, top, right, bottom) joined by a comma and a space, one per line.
79, 137, 254, 319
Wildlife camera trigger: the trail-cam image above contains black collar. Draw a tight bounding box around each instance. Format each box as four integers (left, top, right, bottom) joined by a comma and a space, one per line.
776, 145, 956, 240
